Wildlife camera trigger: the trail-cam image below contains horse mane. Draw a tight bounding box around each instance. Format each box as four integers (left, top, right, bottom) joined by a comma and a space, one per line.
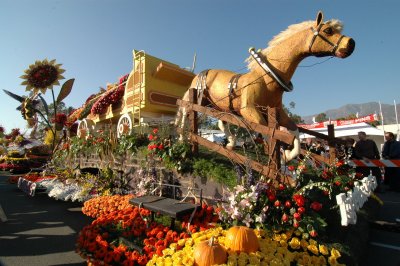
246, 19, 344, 70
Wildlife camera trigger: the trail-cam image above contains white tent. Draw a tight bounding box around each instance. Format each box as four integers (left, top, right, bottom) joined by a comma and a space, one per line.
299, 122, 385, 151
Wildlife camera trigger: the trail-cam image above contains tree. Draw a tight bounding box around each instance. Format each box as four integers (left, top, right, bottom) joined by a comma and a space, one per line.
337, 114, 357, 121
35, 101, 74, 132
315, 113, 328, 123
283, 102, 304, 124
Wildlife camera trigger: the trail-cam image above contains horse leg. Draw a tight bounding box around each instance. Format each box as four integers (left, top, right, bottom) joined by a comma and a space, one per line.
278, 109, 300, 162
218, 120, 236, 150
175, 90, 190, 141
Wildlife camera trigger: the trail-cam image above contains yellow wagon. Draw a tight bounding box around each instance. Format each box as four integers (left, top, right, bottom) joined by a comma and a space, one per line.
77, 49, 195, 138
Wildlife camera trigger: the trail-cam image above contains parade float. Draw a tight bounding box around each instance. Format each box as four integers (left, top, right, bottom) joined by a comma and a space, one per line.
3, 11, 383, 266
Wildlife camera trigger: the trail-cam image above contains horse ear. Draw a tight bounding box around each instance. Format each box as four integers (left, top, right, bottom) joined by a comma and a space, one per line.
316, 11, 324, 26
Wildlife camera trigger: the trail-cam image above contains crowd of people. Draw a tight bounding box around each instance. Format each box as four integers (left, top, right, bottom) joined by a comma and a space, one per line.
301, 131, 400, 192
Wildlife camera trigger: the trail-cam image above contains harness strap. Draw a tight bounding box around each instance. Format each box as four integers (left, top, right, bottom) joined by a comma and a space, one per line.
196, 69, 209, 104
228, 74, 242, 115
249, 48, 293, 92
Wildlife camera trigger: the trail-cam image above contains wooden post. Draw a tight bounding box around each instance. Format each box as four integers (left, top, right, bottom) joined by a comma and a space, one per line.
266, 108, 280, 179
327, 124, 336, 164
189, 88, 198, 154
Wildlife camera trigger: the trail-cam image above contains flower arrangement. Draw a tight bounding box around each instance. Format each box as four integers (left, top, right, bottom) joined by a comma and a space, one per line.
82, 194, 135, 218
218, 153, 362, 238
180, 203, 220, 233
148, 227, 345, 266
76, 205, 191, 265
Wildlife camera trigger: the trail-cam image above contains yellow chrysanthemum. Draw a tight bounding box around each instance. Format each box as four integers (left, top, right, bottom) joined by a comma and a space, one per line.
307, 244, 319, 256
319, 244, 329, 256
330, 248, 341, 259
289, 237, 301, 250
20, 59, 65, 94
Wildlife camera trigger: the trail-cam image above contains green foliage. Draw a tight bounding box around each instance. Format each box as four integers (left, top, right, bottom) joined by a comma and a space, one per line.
160, 141, 193, 173
193, 158, 237, 188
114, 134, 149, 156
283, 102, 304, 124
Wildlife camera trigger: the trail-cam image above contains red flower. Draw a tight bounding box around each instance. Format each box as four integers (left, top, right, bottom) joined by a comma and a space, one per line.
293, 212, 301, 220
293, 194, 305, 207
310, 201, 323, 212
153, 128, 158, 134
268, 194, 276, 202
336, 160, 344, 167
149, 134, 154, 141
293, 221, 300, 228
278, 184, 286, 191
288, 165, 295, 171
310, 230, 318, 238
274, 200, 281, 207
284, 200, 292, 208
334, 181, 341, 186
297, 207, 305, 214
158, 144, 164, 150
282, 213, 289, 222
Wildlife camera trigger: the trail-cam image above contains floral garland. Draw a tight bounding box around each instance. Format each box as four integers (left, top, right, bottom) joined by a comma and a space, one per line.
90, 74, 128, 115
90, 86, 125, 115
78, 96, 101, 120
148, 227, 344, 266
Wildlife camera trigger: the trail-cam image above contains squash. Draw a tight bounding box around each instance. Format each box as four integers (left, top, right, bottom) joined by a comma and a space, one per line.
193, 236, 227, 266
225, 226, 259, 253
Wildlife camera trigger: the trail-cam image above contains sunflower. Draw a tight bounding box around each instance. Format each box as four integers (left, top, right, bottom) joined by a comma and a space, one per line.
20, 59, 65, 94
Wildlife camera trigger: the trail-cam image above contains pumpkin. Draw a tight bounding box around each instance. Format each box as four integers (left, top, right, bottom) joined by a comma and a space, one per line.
193, 236, 227, 266
225, 226, 259, 253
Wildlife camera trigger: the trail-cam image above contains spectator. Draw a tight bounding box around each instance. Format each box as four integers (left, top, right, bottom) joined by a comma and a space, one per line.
344, 137, 356, 159
354, 131, 382, 186
382, 132, 400, 191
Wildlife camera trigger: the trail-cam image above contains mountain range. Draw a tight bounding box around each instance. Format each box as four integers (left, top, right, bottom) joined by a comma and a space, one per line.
302, 102, 400, 124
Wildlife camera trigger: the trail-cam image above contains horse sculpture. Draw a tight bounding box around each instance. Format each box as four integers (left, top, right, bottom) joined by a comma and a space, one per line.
176, 11, 355, 161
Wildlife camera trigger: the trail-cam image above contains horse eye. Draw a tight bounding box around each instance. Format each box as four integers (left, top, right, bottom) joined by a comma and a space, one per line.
323, 27, 333, 35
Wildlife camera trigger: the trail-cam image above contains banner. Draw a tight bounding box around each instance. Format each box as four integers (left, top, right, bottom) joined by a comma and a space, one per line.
298, 114, 378, 129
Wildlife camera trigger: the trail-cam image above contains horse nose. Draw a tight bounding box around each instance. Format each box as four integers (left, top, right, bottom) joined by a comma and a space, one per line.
347, 38, 355, 55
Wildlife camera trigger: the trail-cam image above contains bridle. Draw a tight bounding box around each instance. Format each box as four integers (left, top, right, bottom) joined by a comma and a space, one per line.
309, 23, 345, 54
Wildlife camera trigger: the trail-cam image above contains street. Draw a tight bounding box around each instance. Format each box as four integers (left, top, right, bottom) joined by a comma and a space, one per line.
0, 172, 92, 266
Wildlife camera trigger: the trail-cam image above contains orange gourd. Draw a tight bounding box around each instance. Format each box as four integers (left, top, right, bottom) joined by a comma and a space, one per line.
193, 236, 227, 266
225, 226, 259, 253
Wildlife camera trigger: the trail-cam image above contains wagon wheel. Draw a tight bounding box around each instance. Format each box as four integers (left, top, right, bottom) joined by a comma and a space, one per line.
117, 114, 133, 138
77, 119, 95, 139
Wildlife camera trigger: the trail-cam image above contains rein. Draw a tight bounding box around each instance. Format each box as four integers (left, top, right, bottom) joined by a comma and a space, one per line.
249, 47, 294, 92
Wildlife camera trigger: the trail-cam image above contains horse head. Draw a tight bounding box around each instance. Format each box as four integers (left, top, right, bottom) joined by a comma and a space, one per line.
308, 11, 355, 58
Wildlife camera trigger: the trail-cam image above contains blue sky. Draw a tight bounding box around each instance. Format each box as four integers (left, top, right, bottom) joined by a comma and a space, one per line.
0, 0, 399, 131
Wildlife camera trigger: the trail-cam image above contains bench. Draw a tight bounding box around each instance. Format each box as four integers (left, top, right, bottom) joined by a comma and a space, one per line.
129, 184, 202, 228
